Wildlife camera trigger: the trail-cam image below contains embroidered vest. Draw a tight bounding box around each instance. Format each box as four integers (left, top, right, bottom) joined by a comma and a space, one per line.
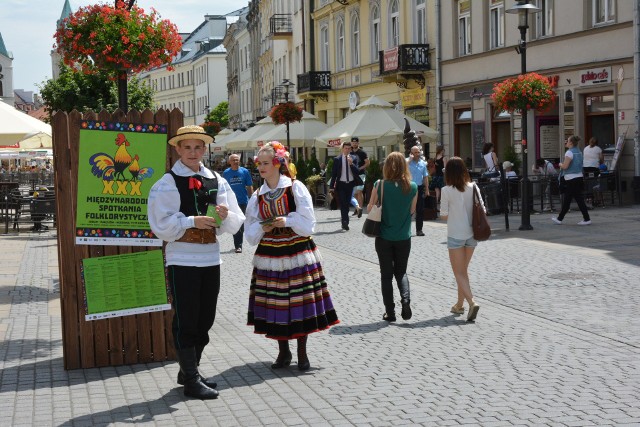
169, 171, 218, 216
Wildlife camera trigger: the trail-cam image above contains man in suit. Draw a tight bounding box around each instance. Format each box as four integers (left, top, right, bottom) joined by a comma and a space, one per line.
331, 141, 362, 231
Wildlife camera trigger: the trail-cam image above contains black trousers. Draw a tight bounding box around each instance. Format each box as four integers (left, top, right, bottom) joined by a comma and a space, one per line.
233, 203, 247, 249
558, 177, 590, 222
168, 265, 220, 350
336, 181, 356, 226
415, 185, 425, 232
375, 237, 411, 312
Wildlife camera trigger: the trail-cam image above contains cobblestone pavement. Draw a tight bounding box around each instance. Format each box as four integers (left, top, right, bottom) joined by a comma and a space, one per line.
0, 205, 639, 426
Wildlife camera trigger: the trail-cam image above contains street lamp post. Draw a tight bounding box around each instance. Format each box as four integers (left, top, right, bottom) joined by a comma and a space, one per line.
281, 79, 295, 150
506, 1, 540, 231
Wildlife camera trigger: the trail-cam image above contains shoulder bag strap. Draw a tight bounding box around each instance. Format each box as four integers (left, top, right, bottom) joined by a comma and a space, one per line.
379, 179, 384, 207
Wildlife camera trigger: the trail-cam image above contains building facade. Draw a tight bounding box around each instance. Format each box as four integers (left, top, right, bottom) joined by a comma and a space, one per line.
140, 14, 239, 126
0, 32, 14, 106
440, 0, 636, 199
297, 0, 436, 160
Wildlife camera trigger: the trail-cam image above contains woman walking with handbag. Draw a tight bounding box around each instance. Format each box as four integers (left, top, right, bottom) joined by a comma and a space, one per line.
367, 152, 417, 322
440, 157, 485, 322
552, 135, 592, 225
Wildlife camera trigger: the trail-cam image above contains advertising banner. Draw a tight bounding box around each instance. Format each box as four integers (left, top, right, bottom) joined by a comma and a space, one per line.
81, 250, 170, 321
76, 121, 167, 245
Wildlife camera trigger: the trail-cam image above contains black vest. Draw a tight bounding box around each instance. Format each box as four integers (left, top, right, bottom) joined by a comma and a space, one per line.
169, 171, 218, 216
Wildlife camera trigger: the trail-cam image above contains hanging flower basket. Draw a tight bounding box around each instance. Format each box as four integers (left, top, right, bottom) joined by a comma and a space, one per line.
491, 72, 555, 113
200, 121, 221, 137
53, 0, 182, 76
269, 102, 303, 125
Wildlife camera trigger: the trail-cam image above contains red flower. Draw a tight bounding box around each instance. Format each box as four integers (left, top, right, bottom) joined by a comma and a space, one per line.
189, 177, 202, 190
54, 2, 182, 76
269, 102, 303, 125
491, 72, 555, 113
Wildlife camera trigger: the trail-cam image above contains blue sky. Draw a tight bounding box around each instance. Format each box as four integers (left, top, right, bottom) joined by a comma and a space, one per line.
0, 0, 248, 96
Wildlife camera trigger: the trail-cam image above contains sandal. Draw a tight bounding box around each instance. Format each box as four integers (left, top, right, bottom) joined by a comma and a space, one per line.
450, 304, 465, 315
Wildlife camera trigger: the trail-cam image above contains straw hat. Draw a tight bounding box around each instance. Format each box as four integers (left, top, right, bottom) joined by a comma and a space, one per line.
167, 125, 214, 146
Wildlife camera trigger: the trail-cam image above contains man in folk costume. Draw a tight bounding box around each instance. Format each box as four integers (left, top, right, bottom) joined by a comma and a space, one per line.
148, 125, 245, 399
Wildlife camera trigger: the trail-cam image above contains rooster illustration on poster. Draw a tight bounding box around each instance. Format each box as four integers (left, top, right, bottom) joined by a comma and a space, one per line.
89, 133, 154, 181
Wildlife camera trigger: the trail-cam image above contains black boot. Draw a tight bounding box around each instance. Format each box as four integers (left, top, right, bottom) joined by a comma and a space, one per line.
398, 275, 412, 320
297, 336, 310, 371
177, 348, 218, 399
177, 346, 217, 389
271, 340, 292, 369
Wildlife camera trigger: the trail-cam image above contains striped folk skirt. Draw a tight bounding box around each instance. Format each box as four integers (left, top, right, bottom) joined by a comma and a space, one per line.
247, 228, 339, 340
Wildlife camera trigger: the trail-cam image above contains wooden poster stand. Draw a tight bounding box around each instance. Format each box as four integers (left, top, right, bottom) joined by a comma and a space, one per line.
52, 108, 182, 369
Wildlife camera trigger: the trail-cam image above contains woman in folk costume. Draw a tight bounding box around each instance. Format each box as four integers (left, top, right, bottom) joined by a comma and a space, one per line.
245, 141, 339, 371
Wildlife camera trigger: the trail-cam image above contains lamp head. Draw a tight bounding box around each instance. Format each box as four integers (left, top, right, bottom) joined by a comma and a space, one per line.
506, 1, 541, 28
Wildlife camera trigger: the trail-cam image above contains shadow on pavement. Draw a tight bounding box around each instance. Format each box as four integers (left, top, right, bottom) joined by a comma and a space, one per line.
58, 390, 181, 426
396, 314, 473, 329
328, 321, 390, 335
0, 338, 63, 364
0, 285, 52, 304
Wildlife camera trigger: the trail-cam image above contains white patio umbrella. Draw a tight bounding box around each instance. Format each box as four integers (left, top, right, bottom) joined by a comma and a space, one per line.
224, 116, 278, 150
0, 101, 52, 148
213, 129, 243, 151
258, 110, 329, 148
314, 95, 438, 147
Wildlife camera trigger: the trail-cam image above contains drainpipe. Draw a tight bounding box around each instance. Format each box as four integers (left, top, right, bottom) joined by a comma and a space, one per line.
435, 0, 443, 145
633, 0, 640, 203
309, 0, 316, 114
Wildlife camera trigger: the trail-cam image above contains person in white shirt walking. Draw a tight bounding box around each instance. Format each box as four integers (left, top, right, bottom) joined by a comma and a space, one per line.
439, 157, 485, 322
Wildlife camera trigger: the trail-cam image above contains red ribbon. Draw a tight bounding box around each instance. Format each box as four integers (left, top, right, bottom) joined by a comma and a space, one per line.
189, 177, 202, 190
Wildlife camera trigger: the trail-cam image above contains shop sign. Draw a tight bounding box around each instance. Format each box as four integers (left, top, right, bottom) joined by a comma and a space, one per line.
579, 67, 611, 86
383, 47, 399, 72
405, 107, 429, 122
401, 88, 427, 108
328, 139, 342, 147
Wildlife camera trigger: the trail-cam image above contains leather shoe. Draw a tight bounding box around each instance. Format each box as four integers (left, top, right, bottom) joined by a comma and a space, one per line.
401, 302, 412, 320
357, 207, 363, 218
177, 371, 217, 390
416, 230, 425, 236
342, 223, 349, 231
298, 360, 311, 371
352, 209, 358, 216
383, 312, 396, 322
271, 351, 292, 369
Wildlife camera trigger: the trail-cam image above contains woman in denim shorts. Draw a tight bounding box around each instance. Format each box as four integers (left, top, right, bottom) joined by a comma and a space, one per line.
439, 157, 485, 321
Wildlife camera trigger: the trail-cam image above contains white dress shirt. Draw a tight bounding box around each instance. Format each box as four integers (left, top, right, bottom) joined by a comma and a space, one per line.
245, 175, 316, 246
148, 159, 245, 267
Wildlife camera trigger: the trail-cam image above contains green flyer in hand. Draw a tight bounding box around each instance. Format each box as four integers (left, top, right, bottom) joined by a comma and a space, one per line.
206, 204, 222, 226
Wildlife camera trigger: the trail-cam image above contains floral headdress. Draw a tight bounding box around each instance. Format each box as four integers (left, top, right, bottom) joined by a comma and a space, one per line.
255, 141, 290, 167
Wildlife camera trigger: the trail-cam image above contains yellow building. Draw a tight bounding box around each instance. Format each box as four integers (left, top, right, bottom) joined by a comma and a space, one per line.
299, 0, 437, 160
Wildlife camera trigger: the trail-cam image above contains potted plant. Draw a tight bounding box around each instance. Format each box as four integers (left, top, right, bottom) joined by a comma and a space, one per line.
269, 102, 303, 125
364, 158, 383, 204
491, 72, 555, 113
54, 0, 182, 110
201, 121, 221, 138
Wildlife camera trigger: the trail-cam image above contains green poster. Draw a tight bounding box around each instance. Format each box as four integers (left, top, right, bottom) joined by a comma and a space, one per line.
82, 250, 171, 321
76, 120, 167, 246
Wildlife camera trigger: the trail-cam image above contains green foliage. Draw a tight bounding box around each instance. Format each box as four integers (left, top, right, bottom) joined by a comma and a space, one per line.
503, 144, 521, 175
206, 102, 229, 128
38, 64, 154, 118
306, 153, 321, 175
366, 158, 383, 184
325, 157, 334, 184
305, 174, 323, 197
295, 157, 308, 182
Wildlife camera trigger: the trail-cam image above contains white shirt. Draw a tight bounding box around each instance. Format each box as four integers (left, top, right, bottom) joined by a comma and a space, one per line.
340, 155, 351, 182
147, 159, 245, 267
583, 145, 602, 168
483, 153, 496, 170
440, 182, 485, 240
245, 175, 316, 246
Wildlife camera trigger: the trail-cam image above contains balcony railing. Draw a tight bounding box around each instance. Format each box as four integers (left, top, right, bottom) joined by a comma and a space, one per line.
297, 71, 332, 94
270, 14, 292, 36
379, 44, 431, 75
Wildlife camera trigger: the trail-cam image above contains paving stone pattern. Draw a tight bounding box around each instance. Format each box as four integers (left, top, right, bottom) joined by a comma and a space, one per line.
0, 206, 639, 426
